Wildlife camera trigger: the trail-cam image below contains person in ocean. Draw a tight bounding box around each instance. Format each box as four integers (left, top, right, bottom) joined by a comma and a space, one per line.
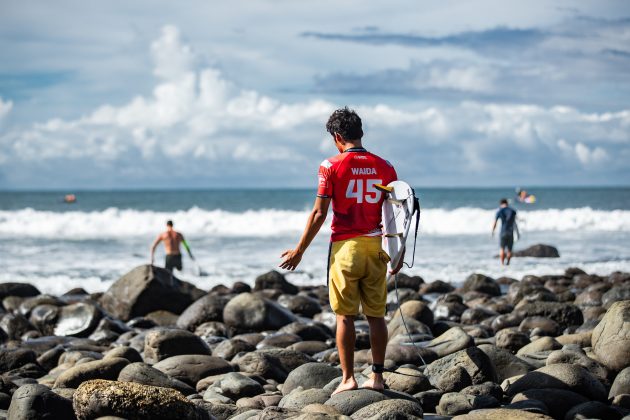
492, 198, 519, 265
516, 188, 536, 204
150, 220, 194, 272
279, 107, 400, 395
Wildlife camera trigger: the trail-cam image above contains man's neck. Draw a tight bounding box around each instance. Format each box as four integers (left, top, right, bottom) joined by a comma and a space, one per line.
342, 141, 363, 152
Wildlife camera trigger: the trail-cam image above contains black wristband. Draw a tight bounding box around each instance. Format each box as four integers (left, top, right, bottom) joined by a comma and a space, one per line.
372, 364, 384, 374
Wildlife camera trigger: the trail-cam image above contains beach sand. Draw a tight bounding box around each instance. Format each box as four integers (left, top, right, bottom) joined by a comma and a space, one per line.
0, 264, 629, 419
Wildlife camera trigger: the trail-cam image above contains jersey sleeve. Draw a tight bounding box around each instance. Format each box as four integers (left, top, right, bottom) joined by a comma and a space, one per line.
495, 209, 501, 220
316, 159, 333, 198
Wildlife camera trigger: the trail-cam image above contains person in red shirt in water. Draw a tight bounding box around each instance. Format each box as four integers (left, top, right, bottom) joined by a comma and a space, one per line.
280, 107, 401, 395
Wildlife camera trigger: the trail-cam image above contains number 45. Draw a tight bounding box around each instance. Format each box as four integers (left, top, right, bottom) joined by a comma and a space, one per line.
346, 179, 383, 203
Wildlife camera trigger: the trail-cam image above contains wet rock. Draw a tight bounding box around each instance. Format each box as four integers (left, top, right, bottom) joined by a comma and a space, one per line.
504, 363, 607, 401
212, 338, 255, 360
72, 379, 209, 420
277, 294, 322, 318
28, 304, 59, 335
254, 271, 298, 294
382, 367, 431, 394
145, 310, 179, 327
511, 388, 588, 419
546, 348, 609, 385
117, 362, 195, 395
602, 285, 630, 309
425, 347, 497, 386
53, 302, 102, 337
0, 348, 37, 372
7, 384, 75, 420
513, 244, 559, 258
99, 265, 205, 321
419, 280, 454, 294
461, 381, 503, 401
462, 307, 497, 325
392, 300, 434, 327
176, 294, 226, 331
478, 344, 535, 383
223, 293, 297, 333
103, 346, 142, 363
453, 408, 553, 419
350, 399, 423, 420
387, 273, 424, 292
385, 342, 437, 365
324, 389, 389, 416
565, 401, 623, 420
278, 322, 333, 341
143, 328, 210, 364
0, 283, 40, 300
516, 302, 583, 330
519, 316, 560, 336
610, 367, 630, 399
495, 328, 530, 353
278, 388, 330, 410
0, 313, 33, 339
215, 372, 264, 399
282, 362, 341, 395
153, 355, 232, 386
462, 274, 501, 296
256, 332, 302, 349
592, 300, 630, 371
287, 341, 329, 356
437, 392, 497, 416
414, 389, 443, 413
517, 337, 562, 356
491, 313, 524, 332
432, 293, 467, 321
194, 321, 229, 341
232, 348, 312, 382
54, 357, 130, 389
436, 365, 473, 392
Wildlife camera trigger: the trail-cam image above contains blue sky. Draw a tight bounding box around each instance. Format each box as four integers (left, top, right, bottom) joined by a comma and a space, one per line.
0, 0, 629, 189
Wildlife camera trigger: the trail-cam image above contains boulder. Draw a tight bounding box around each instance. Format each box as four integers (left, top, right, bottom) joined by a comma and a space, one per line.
7, 384, 75, 420
175, 294, 226, 331
387, 273, 424, 291
513, 244, 560, 258
324, 389, 389, 415
565, 401, 623, 420
103, 346, 142, 363
423, 326, 474, 360
212, 338, 255, 360
253, 271, 298, 294
517, 337, 561, 356
143, 328, 210, 364
425, 347, 498, 386
546, 348, 609, 385
279, 322, 333, 341
256, 332, 302, 349
117, 362, 195, 395
495, 329, 530, 353
0, 283, 40, 300
462, 274, 501, 296
452, 408, 553, 419
276, 294, 322, 317
0, 348, 37, 372
72, 379, 209, 420
223, 293, 296, 333
28, 304, 59, 335
54, 302, 102, 337
152, 355, 232, 386
350, 399, 423, 420
516, 302, 583, 330
602, 285, 630, 309
610, 367, 630, 399
99, 265, 206, 321
392, 300, 434, 326
592, 300, 630, 371
510, 388, 588, 419
437, 392, 498, 416
282, 362, 342, 395
278, 388, 330, 410
0, 313, 32, 339
54, 357, 130, 389
232, 348, 312, 383
382, 367, 431, 394
504, 363, 607, 401
419, 280, 455, 294
478, 344, 535, 383
214, 372, 264, 400
435, 365, 473, 392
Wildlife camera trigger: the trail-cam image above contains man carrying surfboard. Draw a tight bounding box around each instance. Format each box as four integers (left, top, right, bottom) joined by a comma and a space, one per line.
150, 220, 195, 273
492, 199, 519, 265
280, 107, 401, 395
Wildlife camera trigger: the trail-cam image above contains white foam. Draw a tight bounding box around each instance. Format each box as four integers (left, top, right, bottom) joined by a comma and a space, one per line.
0, 206, 629, 239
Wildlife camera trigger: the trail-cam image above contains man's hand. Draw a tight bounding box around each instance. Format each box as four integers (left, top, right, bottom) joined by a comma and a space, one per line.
389, 248, 405, 275
279, 249, 303, 271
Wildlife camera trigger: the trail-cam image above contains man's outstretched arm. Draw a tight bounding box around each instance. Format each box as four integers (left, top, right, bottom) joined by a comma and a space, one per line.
279, 196, 331, 271
491, 219, 498, 237
180, 235, 195, 260
150, 235, 162, 265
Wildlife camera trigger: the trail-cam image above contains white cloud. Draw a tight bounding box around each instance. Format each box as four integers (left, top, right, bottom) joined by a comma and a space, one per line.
557, 138, 609, 166
0, 97, 13, 121
428, 66, 495, 92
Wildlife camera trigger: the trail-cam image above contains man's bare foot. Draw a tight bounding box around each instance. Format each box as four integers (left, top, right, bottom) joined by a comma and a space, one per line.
361, 373, 385, 391
331, 377, 358, 396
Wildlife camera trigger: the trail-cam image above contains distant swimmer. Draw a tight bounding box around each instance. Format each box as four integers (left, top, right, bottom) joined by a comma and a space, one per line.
492, 198, 520, 266
150, 220, 194, 273
64, 194, 76, 203
516, 188, 536, 204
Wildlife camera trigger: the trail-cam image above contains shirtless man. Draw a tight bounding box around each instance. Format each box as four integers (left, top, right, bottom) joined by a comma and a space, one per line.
150, 220, 194, 272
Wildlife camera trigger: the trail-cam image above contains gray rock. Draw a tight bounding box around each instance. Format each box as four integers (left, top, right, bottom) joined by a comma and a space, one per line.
546, 348, 609, 385
565, 401, 623, 420
453, 408, 553, 419
592, 300, 630, 372
99, 265, 205, 321
504, 363, 607, 401
392, 300, 434, 327
54, 357, 130, 389
256, 332, 302, 349
103, 346, 143, 363
602, 285, 630, 309
279, 322, 333, 341
232, 348, 312, 382
478, 344, 536, 383
610, 367, 630, 399
0, 283, 40, 300
282, 362, 342, 395
194, 321, 229, 340
153, 354, 233, 386
516, 337, 561, 356
421, 326, 473, 358
382, 367, 431, 394
28, 304, 59, 335
118, 362, 195, 395
176, 294, 226, 331
350, 399, 423, 420
512, 389, 588, 420
223, 293, 297, 333
419, 280, 454, 294
0, 313, 32, 340
202, 389, 233, 404
143, 328, 211, 364
212, 338, 255, 360
461, 381, 503, 401
277, 294, 322, 317
324, 389, 388, 416
414, 389, 443, 413
516, 302, 583, 330
215, 372, 264, 399
519, 316, 560, 336
287, 341, 329, 356
462, 273, 501, 296
513, 244, 560, 258
279, 388, 330, 410
72, 379, 209, 420
437, 392, 475, 416
7, 384, 75, 420
495, 328, 530, 353
0, 348, 37, 372
436, 365, 472, 392
254, 271, 298, 294
425, 347, 498, 386
54, 302, 102, 337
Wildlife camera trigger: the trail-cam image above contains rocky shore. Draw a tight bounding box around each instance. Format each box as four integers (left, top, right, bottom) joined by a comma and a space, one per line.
1, 264, 629, 419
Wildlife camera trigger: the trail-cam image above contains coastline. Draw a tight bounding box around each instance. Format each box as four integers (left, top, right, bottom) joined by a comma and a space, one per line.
0, 264, 628, 419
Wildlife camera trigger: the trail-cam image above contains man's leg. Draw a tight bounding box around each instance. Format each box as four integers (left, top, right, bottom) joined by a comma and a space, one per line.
333, 314, 358, 395
506, 250, 512, 265
499, 248, 505, 265
362, 315, 387, 390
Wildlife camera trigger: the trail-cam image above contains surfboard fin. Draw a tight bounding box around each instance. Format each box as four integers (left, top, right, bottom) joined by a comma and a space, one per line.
375, 184, 394, 193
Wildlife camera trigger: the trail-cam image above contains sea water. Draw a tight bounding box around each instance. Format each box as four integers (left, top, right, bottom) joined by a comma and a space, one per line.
0, 187, 629, 295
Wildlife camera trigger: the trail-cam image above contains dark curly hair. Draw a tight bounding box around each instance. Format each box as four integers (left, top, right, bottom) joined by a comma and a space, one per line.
326, 107, 363, 141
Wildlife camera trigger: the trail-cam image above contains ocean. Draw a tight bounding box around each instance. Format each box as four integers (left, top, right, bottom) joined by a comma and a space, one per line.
1, 187, 629, 295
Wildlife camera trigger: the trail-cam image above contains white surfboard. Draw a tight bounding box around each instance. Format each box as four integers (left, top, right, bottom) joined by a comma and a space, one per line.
378, 181, 418, 272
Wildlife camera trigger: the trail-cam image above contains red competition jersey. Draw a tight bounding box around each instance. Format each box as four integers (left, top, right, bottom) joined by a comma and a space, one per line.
317, 147, 397, 242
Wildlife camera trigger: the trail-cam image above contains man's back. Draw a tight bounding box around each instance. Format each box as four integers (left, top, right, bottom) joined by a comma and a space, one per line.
496, 206, 517, 234
318, 148, 397, 242
161, 230, 182, 255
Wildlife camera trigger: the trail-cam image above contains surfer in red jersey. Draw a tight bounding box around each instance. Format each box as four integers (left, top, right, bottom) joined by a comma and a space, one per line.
280, 107, 400, 395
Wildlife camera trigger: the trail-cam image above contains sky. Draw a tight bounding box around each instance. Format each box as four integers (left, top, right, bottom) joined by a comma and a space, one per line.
0, 0, 629, 189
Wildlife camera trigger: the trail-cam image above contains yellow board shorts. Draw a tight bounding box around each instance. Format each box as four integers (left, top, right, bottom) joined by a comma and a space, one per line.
329, 236, 390, 317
